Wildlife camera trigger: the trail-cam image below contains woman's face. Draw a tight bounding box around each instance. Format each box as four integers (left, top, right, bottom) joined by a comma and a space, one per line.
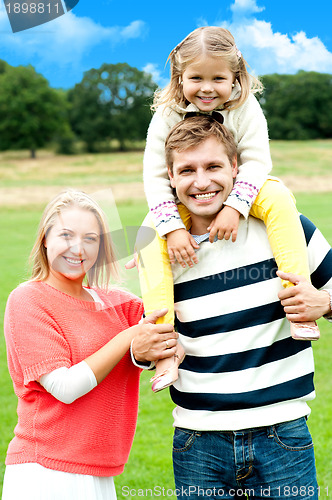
44, 207, 101, 284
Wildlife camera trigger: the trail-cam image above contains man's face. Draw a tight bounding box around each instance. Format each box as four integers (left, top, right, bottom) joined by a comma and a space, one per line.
168, 136, 237, 226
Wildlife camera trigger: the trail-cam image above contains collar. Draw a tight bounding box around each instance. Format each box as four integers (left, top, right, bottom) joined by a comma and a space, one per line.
192, 233, 218, 244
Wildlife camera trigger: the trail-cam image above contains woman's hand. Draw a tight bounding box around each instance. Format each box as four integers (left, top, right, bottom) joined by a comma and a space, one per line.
132, 308, 178, 362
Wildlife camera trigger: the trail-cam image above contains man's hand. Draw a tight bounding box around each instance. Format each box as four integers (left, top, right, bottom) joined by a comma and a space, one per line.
132, 308, 178, 362
207, 206, 240, 243
167, 228, 199, 268
277, 271, 331, 321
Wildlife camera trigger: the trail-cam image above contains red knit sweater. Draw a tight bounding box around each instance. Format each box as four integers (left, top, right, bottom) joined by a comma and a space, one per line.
4, 281, 144, 476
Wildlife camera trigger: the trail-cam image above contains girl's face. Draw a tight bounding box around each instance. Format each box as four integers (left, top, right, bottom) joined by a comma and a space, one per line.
44, 207, 100, 285
182, 55, 234, 111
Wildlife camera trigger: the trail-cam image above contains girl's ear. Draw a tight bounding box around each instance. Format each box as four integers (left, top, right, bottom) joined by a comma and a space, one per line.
43, 236, 47, 249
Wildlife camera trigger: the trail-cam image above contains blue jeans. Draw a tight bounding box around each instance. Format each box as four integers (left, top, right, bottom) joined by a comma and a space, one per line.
173, 417, 318, 500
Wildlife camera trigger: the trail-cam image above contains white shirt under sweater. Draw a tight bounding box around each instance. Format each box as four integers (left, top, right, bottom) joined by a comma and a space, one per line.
143, 85, 272, 237
170, 215, 332, 431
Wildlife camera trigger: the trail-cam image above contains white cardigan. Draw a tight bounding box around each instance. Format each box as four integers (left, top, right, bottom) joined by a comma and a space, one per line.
143, 86, 272, 237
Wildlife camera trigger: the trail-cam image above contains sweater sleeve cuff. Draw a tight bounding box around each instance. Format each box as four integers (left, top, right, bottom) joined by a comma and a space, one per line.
150, 201, 186, 237
224, 181, 260, 219
130, 339, 155, 370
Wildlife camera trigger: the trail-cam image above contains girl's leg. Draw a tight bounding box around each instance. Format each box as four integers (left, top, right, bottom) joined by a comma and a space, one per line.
136, 206, 191, 391
250, 178, 319, 340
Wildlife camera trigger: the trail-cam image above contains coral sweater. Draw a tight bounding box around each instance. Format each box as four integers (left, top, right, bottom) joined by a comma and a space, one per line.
4, 281, 144, 476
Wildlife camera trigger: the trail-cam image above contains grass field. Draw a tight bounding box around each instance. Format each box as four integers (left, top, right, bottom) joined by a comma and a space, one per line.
0, 140, 331, 497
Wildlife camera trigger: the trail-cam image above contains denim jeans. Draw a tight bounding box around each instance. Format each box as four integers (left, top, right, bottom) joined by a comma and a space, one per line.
173, 417, 318, 500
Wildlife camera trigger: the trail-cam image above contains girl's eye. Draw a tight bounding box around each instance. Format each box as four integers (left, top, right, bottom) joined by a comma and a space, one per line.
215, 77, 224, 81
85, 237, 98, 243
190, 76, 201, 81
61, 232, 71, 239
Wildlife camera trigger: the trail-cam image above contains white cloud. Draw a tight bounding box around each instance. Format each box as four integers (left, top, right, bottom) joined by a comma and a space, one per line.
143, 63, 169, 87
221, 2, 332, 75
0, 8, 147, 68
230, 0, 264, 14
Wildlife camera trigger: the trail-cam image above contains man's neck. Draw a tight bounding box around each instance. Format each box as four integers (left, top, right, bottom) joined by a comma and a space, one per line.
190, 215, 215, 236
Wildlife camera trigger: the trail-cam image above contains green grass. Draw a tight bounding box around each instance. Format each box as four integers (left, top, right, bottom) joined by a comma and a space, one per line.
270, 140, 332, 177
0, 142, 331, 496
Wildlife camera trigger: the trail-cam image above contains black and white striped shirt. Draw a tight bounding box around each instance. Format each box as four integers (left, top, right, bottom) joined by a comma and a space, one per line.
171, 215, 332, 431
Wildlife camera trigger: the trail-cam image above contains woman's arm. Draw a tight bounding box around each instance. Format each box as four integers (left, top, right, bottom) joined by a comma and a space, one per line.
39, 309, 176, 402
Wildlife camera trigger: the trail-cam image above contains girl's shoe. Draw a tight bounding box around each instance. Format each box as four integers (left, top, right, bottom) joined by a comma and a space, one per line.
290, 321, 320, 341
150, 345, 185, 393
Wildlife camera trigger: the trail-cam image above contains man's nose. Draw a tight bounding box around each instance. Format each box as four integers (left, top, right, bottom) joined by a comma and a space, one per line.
194, 170, 210, 190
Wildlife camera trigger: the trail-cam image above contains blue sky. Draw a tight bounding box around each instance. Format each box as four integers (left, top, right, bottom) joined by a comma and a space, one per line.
0, 0, 331, 89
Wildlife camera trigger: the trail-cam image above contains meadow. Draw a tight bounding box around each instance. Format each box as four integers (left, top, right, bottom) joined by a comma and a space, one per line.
0, 140, 331, 498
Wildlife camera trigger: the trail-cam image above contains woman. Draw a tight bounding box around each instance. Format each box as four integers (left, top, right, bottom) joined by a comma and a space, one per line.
3, 190, 176, 500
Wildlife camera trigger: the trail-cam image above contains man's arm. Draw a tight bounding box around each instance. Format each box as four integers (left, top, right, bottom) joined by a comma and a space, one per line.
277, 271, 332, 321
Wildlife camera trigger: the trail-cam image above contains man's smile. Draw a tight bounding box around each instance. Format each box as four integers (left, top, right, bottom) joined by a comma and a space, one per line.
190, 191, 219, 201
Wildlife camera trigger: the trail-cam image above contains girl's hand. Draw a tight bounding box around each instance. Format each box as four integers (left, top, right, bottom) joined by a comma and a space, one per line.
166, 229, 200, 268
207, 207, 240, 243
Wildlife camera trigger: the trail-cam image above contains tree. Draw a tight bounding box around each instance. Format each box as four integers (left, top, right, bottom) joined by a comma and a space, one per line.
68, 62, 157, 151
258, 71, 332, 140
0, 64, 68, 157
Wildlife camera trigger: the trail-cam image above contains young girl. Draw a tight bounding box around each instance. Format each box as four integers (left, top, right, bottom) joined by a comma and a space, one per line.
3, 190, 175, 500
138, 26, 320, 393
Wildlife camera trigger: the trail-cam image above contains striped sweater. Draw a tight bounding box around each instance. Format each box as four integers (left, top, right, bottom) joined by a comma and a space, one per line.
170, 215, 332, 431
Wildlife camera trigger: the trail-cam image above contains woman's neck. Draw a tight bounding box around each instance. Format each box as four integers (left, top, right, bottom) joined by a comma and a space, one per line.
44, 272, 94, 301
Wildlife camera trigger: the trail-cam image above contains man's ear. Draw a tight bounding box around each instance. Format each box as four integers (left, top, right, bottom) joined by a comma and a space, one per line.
168, 167, 176, 188
232, 156, 238, 179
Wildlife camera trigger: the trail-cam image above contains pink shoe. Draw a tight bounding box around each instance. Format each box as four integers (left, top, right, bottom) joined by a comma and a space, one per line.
150, 347, 185, 393
290, 321, 320, 341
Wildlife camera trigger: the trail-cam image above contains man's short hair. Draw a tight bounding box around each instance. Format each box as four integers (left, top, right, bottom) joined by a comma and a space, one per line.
165, 115, 237, 173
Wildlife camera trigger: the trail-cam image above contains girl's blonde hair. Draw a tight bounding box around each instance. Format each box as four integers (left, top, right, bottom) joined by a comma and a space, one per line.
30, 189, 120, 288
153, 26, 263, 111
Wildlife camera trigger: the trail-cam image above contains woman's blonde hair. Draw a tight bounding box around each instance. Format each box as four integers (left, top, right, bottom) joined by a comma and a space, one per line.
29, 189, 120, 288
153, 26, 263, 112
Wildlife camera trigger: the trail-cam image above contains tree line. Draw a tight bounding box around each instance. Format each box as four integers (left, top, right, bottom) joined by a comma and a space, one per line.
0, 59, 331, 157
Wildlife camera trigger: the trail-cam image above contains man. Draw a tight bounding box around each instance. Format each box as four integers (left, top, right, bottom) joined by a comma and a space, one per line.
137, 115, 332, 499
